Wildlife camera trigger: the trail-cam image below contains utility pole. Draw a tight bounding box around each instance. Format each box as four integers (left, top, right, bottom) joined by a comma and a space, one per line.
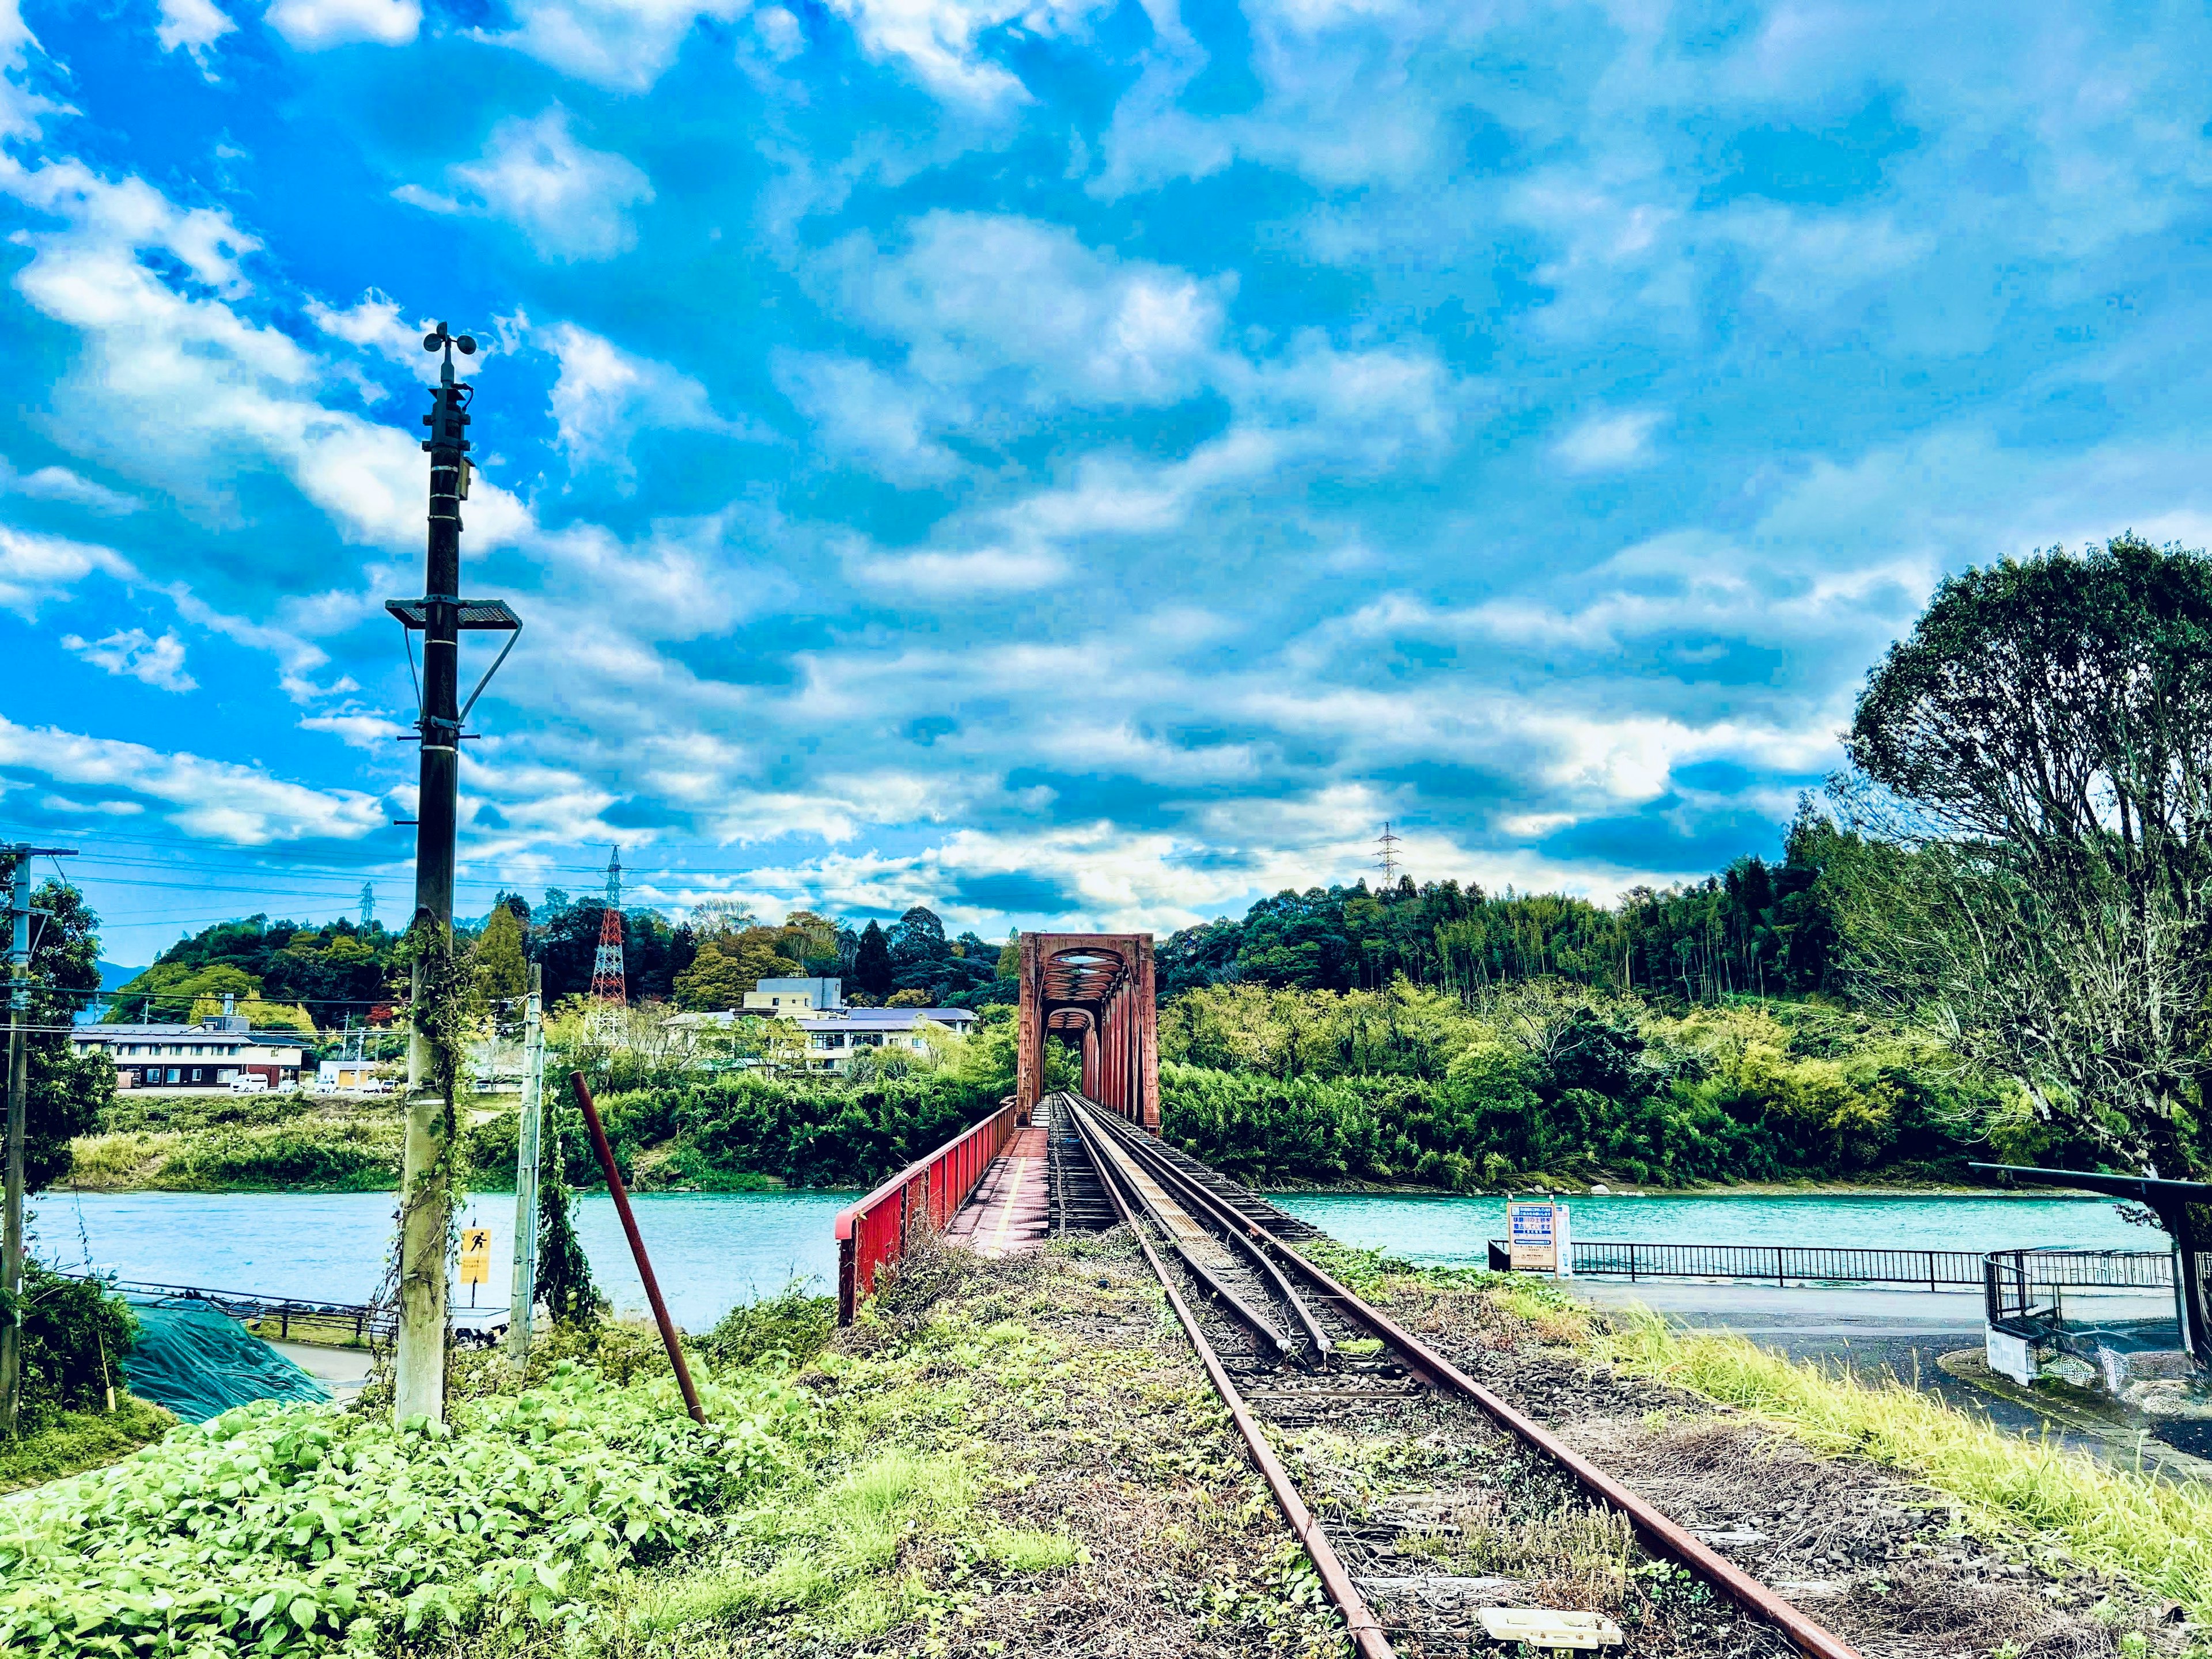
386, 322, 521, 1428
507, 961, 543, 1374
2, 843, 75, 1438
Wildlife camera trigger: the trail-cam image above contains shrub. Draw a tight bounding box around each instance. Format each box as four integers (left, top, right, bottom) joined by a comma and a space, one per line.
16, 1264, 136, 1431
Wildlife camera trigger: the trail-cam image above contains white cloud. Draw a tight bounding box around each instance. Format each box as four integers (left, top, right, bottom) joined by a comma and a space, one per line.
60, 628, 198, 692
487, 0, 744, 91
1, 459, 139, 513
396, 108, 652, 262
156, 0, 235, 61
1553, 409, 1664, 473
774, 353, 958, 479
0, 715, 391, 842
0, 524, 135, 617
850, 543, 1066, 594
827, 0, 1101, 102
836, 211, 1228, 406
306, 290, 433, 369
542, 321, 745, 478
264, 0, 419, 48
299, 711, 408, 747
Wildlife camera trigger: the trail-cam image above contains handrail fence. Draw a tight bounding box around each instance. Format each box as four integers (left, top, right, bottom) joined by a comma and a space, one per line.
1494, 1238, 1988, 1289
835, 1102, 1021, 1323
1982, 1247, 2177, 1331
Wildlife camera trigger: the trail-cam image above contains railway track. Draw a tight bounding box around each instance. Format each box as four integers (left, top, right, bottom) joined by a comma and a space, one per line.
1056, 1092, 1861, 1659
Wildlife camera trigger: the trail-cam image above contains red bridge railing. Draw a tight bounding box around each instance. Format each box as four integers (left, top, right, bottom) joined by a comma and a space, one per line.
835, 1103, 1020, 1323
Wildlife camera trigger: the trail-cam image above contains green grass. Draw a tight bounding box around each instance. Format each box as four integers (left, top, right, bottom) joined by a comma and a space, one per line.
0, 1397, 175, 1493
1600, 1305, 2212, 1622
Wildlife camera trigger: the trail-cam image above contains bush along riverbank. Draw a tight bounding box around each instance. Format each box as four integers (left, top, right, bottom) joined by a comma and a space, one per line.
1157, 982, 2038, 1191
67, 1071, 1007, 1195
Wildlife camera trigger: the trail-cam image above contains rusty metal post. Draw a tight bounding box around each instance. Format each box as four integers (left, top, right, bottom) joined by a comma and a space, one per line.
1136, 934, 1160, 1131
1016, 933, 1043, 1116
567, 1072, 706, 1424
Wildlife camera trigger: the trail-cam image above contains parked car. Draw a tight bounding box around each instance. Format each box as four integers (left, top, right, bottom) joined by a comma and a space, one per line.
228, 1074, 271, 1094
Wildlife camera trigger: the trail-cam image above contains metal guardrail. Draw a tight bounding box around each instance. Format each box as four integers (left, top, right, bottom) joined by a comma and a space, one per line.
834, 1102, 1021, 1323
1982, 1247, 2177, 1330
65, 1274, 394, 1343
1491, 1238, 1990, 1288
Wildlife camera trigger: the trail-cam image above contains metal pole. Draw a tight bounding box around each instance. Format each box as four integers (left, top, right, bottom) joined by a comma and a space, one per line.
395, 325, 473, 1428
1, 844, 72, 1439
507, 964, 543, 1373
567, 1072, 706, 1423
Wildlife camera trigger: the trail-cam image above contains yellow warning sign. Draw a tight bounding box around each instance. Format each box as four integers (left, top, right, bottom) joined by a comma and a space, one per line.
459, 1227, 492, 1286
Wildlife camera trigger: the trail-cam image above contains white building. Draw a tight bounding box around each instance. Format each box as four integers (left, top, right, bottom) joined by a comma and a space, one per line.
741, 976, 846, 1015
74, 1008, 307, 1091
796, 1006, 978, 1073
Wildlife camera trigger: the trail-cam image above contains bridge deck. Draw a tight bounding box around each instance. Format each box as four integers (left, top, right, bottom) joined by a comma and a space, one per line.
942, 1123, 1052, 1256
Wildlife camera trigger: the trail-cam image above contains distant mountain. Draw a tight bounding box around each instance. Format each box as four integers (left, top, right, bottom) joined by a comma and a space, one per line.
99, 961, 146, 991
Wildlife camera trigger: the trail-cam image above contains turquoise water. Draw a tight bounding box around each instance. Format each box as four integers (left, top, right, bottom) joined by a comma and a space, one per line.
31, 1188, 2167, 1334
1274, 1191, 2160, 1269
32, 1190, 847, 1334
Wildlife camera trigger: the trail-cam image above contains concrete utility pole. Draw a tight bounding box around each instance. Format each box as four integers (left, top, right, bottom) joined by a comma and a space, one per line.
507, 962, 543, 1373
2, 843, 75, 1438
387, 322, 521, 1427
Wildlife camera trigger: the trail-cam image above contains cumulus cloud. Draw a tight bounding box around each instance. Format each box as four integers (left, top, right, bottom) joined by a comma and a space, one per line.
395, 108, 652, 262
486, 0, 745, 91
61, 628, 198, 692
155, 0, 235, 62
541, 321, 751, 479
0, 715, 392, 842
264, 0, 419, 48
1553, 409, 1664, 472
1, 458, 139, 513
0, 525, 135, 617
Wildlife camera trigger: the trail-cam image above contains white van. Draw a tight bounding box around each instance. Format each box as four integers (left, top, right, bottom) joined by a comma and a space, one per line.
228, 1074, 271, 1094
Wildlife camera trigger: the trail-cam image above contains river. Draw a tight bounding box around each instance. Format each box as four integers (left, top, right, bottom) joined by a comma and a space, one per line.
32, 1187, 2157, 1334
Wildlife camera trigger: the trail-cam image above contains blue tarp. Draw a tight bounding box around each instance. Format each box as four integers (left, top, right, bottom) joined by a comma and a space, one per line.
120, 1296, 330, 1423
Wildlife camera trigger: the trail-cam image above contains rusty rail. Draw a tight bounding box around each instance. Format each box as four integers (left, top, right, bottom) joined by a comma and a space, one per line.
835, 1101, 1021, 1323
1065, 1097, 1391, 1659
1070, 1094, 1864, 1659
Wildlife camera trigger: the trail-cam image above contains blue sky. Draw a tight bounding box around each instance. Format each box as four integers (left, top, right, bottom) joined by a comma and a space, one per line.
3, 0, 2209, 966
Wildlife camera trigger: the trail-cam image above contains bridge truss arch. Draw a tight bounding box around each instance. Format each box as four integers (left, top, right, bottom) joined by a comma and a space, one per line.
1016, 933, 1159, 1130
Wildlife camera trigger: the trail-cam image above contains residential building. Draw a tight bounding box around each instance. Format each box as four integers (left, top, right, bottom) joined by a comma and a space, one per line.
741, 976, 846, 1015
73, 1003, 308, 1090
796, 1006, 978, 1073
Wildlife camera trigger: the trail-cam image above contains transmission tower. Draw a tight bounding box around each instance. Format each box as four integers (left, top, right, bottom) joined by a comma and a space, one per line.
1375, 821, 1403, 888
359, 881, 376, 930
589, 846, 627, 1039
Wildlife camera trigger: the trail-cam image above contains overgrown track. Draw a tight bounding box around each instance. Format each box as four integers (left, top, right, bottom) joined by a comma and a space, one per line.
1058, 1092, 1861, 1659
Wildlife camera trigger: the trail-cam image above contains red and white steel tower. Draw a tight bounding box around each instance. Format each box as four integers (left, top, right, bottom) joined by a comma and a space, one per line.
589, 846, 626, 1037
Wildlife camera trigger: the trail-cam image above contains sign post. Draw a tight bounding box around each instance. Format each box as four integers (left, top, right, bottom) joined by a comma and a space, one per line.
1506, 1198, 1574, 1278
459, 1226, 491, 1308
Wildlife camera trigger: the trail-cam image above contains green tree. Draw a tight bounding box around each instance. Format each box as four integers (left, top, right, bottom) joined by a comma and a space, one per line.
474, 904, 528, 1008
853, 921, 893, 998
1838, 535, 2212, 1180
1, 869, 111, 1190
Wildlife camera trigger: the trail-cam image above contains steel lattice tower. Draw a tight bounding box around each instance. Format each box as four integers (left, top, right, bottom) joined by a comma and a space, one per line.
1374, 821, 1403, 887
589, 846, 626, 1037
